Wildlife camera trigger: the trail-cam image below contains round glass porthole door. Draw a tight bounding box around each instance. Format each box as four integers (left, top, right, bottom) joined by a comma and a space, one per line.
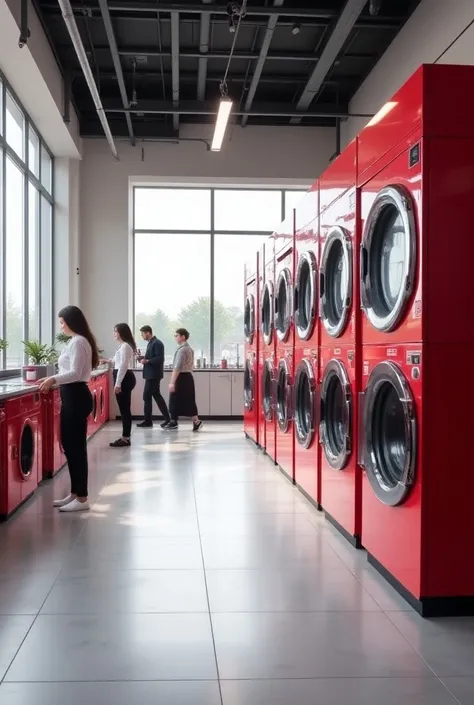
261, 282, 274, 345
294, 359, 317, 449
320, 360, 352, 470
295, 251, 317, 340
275, 268, 292, 342
360, 185, 416, 332
261, 359, 274, 421
320, 228, 352, 338
363, 361, 417, 507
276, 359, 291, 432
92, 392, 98, 422
244, 359, 255, 411
244, 294, 255, 344
20, 423, 34, 479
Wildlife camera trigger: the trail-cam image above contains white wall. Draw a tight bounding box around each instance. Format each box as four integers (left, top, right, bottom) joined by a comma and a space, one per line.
79, 124, 336, 352
343, 0, 474, 145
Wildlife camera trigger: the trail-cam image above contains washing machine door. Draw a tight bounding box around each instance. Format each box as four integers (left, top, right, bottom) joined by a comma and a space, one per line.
294, 359, 317, 449
20, 422, 35, 479
244, 358, 255, 411
295, 251, 317, 340
92, 391, 98, 422
275, 268, 292, 342
261, 281, 274, 345
244, 293, 255, 344
261, 359, 275, 421
363, 361, 417, 507
360, 185, 416, 332
320, 227, 352, 338
320, 360, 352, 470
276, 359, 291, 432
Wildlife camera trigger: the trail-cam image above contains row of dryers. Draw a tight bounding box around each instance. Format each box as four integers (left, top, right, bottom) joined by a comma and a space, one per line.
244, 63, 474, 617
0, 371, 109, 520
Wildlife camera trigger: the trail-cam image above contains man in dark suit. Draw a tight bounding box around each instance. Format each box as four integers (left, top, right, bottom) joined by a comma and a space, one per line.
136, 325, 171, 428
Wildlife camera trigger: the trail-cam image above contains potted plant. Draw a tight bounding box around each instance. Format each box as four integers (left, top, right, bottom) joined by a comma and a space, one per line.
0, 339, 8, 353
22, 340, 57, 382
56, 332, 71, 345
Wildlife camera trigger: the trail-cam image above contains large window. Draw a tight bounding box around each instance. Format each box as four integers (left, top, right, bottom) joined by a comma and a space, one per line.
133, 187, 307, 367
0, 73, 54, 370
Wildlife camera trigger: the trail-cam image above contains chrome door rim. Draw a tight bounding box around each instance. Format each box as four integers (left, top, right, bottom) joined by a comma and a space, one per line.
261, 281, 274, 346
275, 268, 293, 342
363, 360, 417, 507
295, 251, 317, 340
261, 359, 275, 421
244, 293, 255, 344
276, 358, 291, 432
320, 359, 352, 470
320, 227, 353, 338
360, 185, 417, 332
244, 359, 254, 411
294, 358, 317, 449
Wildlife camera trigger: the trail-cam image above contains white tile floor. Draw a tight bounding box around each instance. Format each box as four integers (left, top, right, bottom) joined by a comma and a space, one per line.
0, 421, 472, 703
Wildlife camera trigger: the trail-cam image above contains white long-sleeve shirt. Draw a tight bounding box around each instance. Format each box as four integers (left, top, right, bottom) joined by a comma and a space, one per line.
113, 342, 134, 386
55, 335, 92, 385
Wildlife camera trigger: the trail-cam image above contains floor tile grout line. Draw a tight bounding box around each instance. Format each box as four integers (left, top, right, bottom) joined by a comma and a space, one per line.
190, 456, 224, 705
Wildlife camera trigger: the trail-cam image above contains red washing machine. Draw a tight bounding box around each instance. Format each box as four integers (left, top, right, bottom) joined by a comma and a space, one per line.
0, 392, 41, 519
259, 237, 276, 463
293, 184, 320, 506
41, 388, 66, 478
244, 252, 259, 445
358, 63, 474, 346
87, 376, 99, 439
319, 345, 360, 545
358, 64, 474, 615
96, 372, 109, 427
319, 140, 358, 349
274, 213, 295, 481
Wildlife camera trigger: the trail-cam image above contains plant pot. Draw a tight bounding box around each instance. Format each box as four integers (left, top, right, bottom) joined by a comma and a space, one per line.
22, 364, 55, 382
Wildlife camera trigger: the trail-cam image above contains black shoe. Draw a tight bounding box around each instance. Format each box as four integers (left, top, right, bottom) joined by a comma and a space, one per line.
165, 421, 178, 431
137, 421, 153, 428
110, 438, 131, 447
192, 421, 203, 433
160, 420, 171, 429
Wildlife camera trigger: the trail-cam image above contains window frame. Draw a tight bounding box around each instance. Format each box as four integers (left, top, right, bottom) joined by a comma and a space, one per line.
0, 70, 54, 374
132, 185, 306, 365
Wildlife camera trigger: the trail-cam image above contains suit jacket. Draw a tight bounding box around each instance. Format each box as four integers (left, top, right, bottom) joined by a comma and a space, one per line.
143, 336, 164, 380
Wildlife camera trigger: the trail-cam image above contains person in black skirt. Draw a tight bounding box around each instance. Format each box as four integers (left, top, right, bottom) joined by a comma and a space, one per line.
108, 323, 137, 447
38, 306, 99, 512
166, 328, 203, 432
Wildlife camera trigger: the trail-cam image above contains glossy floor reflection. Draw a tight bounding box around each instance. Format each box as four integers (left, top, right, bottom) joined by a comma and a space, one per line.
0, 421, 472, 704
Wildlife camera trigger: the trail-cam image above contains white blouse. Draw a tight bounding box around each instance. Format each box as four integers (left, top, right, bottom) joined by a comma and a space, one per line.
113, 342, 134, 386
55, 335, 92, 385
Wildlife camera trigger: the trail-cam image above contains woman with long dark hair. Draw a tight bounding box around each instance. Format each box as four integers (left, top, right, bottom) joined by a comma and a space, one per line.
38, 306, 99, 512
108, 323, 137, 447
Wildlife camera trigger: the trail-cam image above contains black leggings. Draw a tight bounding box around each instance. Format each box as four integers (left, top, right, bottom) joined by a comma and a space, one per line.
60, 382, 93, 497
114, 370, 136, 437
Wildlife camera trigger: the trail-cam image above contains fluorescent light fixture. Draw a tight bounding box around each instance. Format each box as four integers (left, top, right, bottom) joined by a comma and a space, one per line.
211, 98, 233, 152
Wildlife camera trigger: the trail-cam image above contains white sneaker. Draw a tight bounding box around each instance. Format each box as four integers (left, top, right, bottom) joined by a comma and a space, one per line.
53, 495, 74, 508
59, 498, 90, 513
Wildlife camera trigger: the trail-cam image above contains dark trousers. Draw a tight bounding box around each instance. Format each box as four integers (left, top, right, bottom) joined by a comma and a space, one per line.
60, 382, 93, 497
143, 378, 170, 424
114, 370, 136, 437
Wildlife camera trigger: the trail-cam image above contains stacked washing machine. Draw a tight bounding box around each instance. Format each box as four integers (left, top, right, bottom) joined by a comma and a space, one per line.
358, 63, 474, 615
318, 140, 361, 545
293, 184, 320, 505
259, 237, 277, 462
244, 253, 259, 445
274, 214, 295, 481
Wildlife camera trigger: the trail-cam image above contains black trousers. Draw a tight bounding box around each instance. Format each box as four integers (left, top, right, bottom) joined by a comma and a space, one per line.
169, 372, 198, 421
114, 370, 136, 437
60, 382, 93, 497
143, 378, 170, 424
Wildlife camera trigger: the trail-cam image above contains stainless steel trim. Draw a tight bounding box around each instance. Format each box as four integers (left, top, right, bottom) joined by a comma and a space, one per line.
295, 250, 317, 340
276, 358, 292, 432
261, 280, 274, 346
262, 358, 275, 421
360, 185, 417, 332
294, 358, 317, 449
320, 359, 352, 470
319, 227, 352, 338
363, 360, 417, 507
244, 293, 255, 344
275, 267, 293, 342
244, 358, 254, 410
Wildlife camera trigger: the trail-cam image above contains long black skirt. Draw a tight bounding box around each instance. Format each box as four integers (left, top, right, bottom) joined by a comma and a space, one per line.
169, 372, 198, 419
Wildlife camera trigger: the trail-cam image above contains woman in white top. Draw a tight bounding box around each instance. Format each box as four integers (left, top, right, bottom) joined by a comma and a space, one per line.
38, 306, 99, 513
108, 323, 137, 447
